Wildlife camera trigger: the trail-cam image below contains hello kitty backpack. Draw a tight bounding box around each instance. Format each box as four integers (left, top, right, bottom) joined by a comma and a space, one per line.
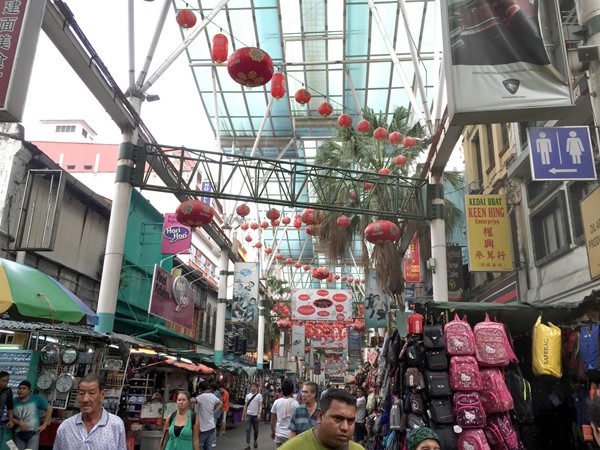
445, 314, 476, 356
473, 314, 517, 367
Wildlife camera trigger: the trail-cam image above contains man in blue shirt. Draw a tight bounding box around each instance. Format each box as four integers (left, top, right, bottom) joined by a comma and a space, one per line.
53, 373, 126, 450
288, 382, 318, 438
12, 380, 53, 450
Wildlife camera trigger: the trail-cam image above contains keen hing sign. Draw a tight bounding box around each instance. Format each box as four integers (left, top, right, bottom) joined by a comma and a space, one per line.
0, 0, 45, 121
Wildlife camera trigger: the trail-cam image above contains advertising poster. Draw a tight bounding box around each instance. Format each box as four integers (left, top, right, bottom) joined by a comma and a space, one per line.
149, 265, 193, 329
364, 271, 390, 328
231, 262, 259, 323
348, 327, 362, 370
441, 0, 572, 124
465, 195, 513, 271
446, 244, 464, 301
291, 325, 305, 357
291, 289, 352, 321
404, 235, 421, 282
161, 213, 192, 254
311, 335, 347, 349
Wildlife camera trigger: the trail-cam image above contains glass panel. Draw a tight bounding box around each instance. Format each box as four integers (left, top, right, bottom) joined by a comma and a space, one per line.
280, 1, 301, 35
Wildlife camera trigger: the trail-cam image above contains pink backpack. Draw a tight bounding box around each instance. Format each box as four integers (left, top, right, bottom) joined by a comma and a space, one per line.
445, 314, 476, 356
473, 314, 517, 366
454, 392, 486, 429
450, 356, 483, 391
480, 368, 514, 413
458, 429, 491, 450
483, 413, 523, 450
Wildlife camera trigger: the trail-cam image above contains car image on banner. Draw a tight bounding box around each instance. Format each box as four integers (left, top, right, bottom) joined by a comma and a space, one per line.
291, 289, 352, 321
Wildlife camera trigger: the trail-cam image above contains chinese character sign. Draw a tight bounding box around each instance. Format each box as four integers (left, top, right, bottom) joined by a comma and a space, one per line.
231, 262, 259, 323
465, 195, 513, 271
161, 213, 192, 254
404, 234, 421, 282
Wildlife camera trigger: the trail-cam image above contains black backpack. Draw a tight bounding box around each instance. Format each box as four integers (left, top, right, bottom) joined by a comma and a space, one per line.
505, 367, 534, 424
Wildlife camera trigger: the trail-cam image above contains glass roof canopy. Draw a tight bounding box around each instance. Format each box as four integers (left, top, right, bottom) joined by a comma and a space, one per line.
173, 0, 439, 286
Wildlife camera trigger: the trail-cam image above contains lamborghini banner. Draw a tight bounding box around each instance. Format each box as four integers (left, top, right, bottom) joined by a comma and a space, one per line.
441, 0, 572, 124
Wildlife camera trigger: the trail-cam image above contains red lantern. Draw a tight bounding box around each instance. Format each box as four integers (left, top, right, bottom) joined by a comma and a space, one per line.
395, 155, 408, 166
236, 203, 250, 217
271, 72, 286, 99
240, 223, 249, 231
266, 208, 280, 220
337, 215, 351, 228
373, 127, 388, 140
245, 235, 253, 242
378, 168, 391, 175
211, 34, 228, 63
337, 114, 353, 127
227, 47, 274, 88
357, 120, 371, 133
389, 131, 403, 144
341, 276, 347, 282
352, 319, 365, 333
361, 278, 366, 284
327, 275, 334, 283
285, 257, 293, 265
176, 9, 197, 28
275, 253, 283, 260
348, 277, 354, 283
265, 247, 273, 254
261, 221, 269, 229
254, 242, 263, 249
294, 262, 302, 269
282, 216, 291, 225
311, 267, 329, 280
271, 219, 280, 227
250, 222, 260, 230
294, 89, 312, 105
277, 318, 292, 330
404, 136, 417, 148
334, 274, 340, 280
293, 215, 302, 230
364, 181, 374, 190
364, 220, 401, 244
317, 101, 333, 117
305, 224, 317, 236
303, 265, 310, 271
301, 208, 316, 224
175, 200, 214, 227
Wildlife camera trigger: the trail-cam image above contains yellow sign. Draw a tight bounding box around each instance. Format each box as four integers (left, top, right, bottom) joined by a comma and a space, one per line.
465, 195, 513, 272
581, 187, 600, 280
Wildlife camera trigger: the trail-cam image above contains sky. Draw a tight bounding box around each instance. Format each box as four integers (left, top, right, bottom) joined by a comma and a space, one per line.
22, 0, 214, 148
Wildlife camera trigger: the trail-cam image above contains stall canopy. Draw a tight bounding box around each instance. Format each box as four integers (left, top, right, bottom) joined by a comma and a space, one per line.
0, 258, 98, 325
144, 358, 214, 374
418, 301, 592, 335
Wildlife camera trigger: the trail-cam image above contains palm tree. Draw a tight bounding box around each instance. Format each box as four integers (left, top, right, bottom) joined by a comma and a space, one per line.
313, 106, 463, 295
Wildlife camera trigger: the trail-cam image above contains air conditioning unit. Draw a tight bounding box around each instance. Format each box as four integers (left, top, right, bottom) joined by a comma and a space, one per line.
468, 181, 482, 194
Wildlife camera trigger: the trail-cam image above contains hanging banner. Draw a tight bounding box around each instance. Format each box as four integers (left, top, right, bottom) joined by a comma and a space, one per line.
149, 265, 193, 329
465, 195, 513, 271
291, 289, 352, 321
440, 0, 572, 125
231, 262, 259, 323
324, 353, 348, 377
311, 335, 347, 349
306, 348, 314, 369
365, 271, 390, 328
404, 235, 421, 282
161, 213, 192, 254
291, 325, 305, 357
348, 327, 362, 370
314, 359, 321, 375
446, 244, 464, 301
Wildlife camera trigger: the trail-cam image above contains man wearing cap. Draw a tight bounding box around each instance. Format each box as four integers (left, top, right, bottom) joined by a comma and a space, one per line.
12, 380, 53, 450
407, 427, 440, 450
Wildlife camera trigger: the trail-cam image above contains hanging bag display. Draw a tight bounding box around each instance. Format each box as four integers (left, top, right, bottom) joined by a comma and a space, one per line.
531, 315, 562, 378
473, 314, 516, 367
429, 398, 455, 425
479, 368, 514, 414
426, 349, 449, 371
424, 323, 446, 349
407, 312, 424, 334
425, 370, 452, 397
445, 313, 476, 356
580, 323, 600, 380
450, 355, 483, 391
457, 429, 491, 450
453, 392, 486, 429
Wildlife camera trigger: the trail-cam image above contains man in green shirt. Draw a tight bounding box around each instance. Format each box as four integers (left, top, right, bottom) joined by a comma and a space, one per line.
279, 388, 364, 450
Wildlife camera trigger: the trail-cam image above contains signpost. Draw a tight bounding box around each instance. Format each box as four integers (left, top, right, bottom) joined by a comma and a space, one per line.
528, 127, 597, 181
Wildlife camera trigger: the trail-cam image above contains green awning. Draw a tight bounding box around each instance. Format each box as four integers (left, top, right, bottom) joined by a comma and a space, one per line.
114, 317, 204, 348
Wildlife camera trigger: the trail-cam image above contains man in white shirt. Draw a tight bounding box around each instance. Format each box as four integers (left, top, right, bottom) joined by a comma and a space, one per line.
270, 380, 299, 449
242, 382, 262, 450
193, 381, 223, 450
354, 386, 367, 446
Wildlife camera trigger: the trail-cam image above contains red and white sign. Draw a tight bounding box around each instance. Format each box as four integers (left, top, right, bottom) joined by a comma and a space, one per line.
311, 335, 348, 349
291, 289, 352, 321
404, 234, 421, 282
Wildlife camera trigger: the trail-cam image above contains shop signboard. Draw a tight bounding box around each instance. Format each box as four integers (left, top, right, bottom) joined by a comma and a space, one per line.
149, 265, 193, 329
446, 244, 464, 301
199, 181, 212, 205
440, 0, 572, 126
291, 325, 305, 357
231, 262, 259, 323
465, 195, 513, 272
161, 213, 192, 254
291, 289, 352, 321
311, 335, 347, 349
0, 0, 45, 122
404, 235, 421, 282
365, 271, 390, 328
581, 186, 600, 280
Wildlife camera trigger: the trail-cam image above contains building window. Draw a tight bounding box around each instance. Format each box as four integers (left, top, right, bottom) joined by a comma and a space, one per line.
473, 133, 484, 189
84, 165, 93, 170
206, 305, 212, 342
500, 124, 509, 150
530, 191, 570, 264
568, 180, 598, 243
485, 124, 495, 169
212, 310, 217, 344
82, 129, 88, 138
55, 125, 76, 133
66, 165, 76, 170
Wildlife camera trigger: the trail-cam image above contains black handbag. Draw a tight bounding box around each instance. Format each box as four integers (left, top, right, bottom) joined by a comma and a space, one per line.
425, 370, 452, 397
423, 324, 446, 349
429, 398, 454, 425
426, 350, 449, 371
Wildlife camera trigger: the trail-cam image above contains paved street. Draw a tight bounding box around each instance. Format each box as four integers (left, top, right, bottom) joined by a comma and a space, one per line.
215, 418, 276, 450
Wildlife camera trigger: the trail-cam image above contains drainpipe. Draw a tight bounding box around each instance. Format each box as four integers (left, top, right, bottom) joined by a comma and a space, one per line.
577, 2, 600, 127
